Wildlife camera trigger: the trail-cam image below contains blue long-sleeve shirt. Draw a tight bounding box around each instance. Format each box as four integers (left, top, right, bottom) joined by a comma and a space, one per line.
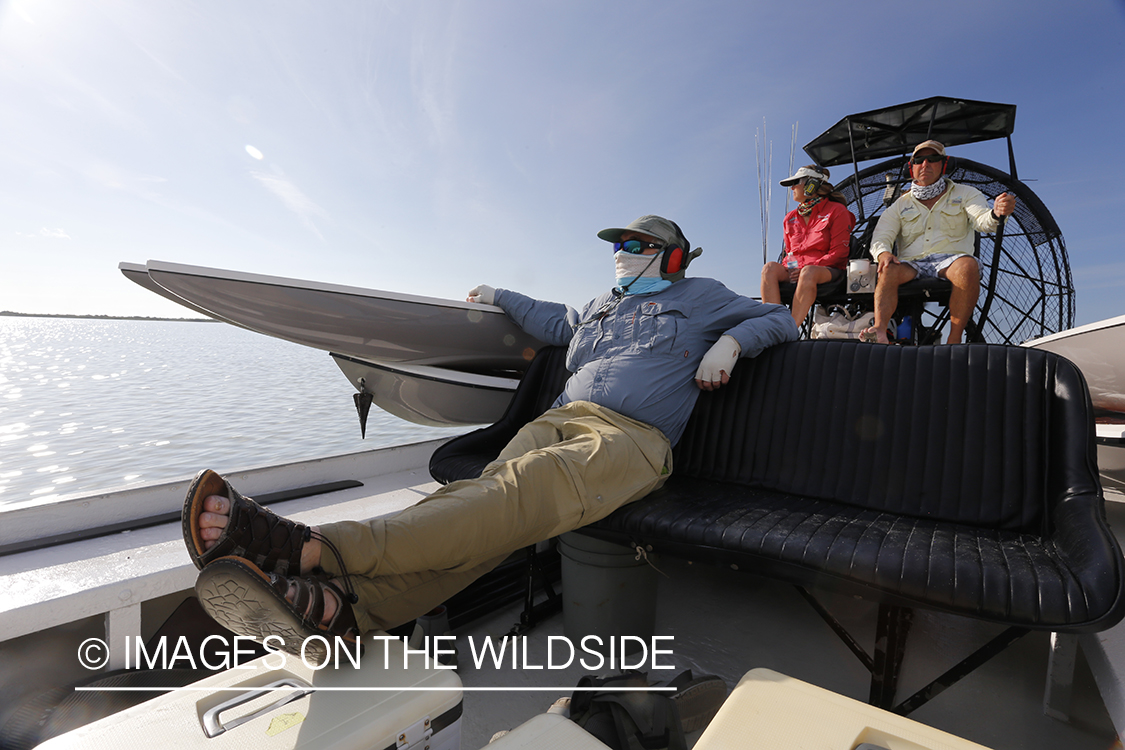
494, 278, 798, 445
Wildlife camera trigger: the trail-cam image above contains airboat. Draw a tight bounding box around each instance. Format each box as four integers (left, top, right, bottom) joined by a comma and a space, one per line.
3, 97, 1124, 750
786, 96, 1073, 347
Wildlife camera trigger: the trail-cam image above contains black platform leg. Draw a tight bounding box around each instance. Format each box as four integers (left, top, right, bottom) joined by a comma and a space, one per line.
869, 604, 914, 708
505, 543, 562, 637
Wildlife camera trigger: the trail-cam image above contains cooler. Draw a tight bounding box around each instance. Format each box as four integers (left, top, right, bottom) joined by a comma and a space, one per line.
37, 635, 462, 750
485, 713, 611, 749
694, 668, 991, 750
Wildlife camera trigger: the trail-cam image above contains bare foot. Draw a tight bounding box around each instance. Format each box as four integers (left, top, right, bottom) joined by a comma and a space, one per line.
860, 326, 890, 344
196, 493, 323, 574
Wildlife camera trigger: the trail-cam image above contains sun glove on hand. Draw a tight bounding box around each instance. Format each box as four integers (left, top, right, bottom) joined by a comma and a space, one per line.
467, 284, 496, 305
695, 335, 741, 388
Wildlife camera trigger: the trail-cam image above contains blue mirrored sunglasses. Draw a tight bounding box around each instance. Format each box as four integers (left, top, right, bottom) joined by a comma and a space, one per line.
614, 240, 664, 254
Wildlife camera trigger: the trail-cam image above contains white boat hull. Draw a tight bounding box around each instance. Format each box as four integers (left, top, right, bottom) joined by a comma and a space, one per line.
1099, 423, 1125, 493
1024, 314, 1125, 415
332, 353, 518, 427
137, 260, 545, 371
1024, 315, 1125, 490
119, 262, 243, 325
1026, 314, 1125, 490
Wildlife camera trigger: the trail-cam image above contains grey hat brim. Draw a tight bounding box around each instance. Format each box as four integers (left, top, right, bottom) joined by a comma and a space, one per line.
597, 215, 682, 247
597, 227, 629, 243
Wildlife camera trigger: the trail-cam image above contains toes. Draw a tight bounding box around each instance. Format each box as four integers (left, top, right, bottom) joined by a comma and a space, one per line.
198, 510, 229, 531
203, 494, 229, 514
195, 501, 228, 552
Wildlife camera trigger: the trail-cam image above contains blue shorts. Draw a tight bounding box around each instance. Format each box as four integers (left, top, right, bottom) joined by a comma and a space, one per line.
902, 253, 978, 281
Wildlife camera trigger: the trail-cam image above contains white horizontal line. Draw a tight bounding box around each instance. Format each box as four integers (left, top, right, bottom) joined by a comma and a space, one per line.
76, 686, 676, 692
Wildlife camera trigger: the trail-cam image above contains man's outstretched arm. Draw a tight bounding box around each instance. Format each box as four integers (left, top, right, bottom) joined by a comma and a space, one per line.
467, 284, 578, 347
695, 301, 798, 391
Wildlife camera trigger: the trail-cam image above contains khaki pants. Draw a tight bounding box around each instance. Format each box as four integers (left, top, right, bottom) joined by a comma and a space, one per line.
317, 401, 673, 632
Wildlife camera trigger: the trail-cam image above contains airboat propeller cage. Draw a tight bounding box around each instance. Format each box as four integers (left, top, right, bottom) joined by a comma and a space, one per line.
797, 97, 1074, 345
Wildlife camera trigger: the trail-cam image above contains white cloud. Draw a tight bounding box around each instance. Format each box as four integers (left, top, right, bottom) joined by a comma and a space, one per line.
9, 1, 36, 24
251, 170, 329, 239
14, 228, 71, 239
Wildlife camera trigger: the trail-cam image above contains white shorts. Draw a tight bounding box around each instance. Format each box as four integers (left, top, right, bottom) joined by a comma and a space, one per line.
902, 253, 978, 281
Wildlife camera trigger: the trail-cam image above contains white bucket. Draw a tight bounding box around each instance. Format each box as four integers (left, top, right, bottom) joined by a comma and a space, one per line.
848, 259, 876, 293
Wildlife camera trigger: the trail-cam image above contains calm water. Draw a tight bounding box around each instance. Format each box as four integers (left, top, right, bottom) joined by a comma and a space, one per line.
0, 317, 467, 507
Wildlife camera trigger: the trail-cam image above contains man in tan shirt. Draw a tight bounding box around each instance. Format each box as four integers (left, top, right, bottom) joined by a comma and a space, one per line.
865, 140, 1015, 344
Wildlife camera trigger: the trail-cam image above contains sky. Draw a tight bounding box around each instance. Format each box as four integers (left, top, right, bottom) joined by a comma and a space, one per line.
1, 0, 1124, 329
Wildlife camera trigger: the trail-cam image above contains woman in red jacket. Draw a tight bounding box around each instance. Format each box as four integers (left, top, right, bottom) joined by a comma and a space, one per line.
760, 166, 856, 328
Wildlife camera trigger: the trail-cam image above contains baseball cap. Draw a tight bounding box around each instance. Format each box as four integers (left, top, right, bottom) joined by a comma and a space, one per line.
912, 140, 947, 157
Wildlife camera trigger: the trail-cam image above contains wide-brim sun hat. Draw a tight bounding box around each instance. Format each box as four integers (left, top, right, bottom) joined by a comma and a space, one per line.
597, 215, 684, 247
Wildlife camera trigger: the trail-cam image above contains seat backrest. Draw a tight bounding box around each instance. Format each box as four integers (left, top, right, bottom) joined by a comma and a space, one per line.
428, 346, 569, 484
847, 232, 867, 262
671, 340, 1098, 533
498, 345, 570, 426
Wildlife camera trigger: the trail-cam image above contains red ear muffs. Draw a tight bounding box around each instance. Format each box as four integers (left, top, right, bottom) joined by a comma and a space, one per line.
661, 246, 685, 276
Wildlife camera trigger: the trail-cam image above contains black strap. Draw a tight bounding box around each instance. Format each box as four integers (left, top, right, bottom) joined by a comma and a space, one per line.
568, 671, 688, 750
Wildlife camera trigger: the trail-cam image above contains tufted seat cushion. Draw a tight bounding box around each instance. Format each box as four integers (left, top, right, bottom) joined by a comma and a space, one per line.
581, 479, 1118, 630
430, 340, 1125, 634
669, 342, 1069, 533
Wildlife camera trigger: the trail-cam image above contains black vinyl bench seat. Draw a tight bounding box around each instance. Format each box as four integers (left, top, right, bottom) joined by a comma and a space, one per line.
429, 340, 1125, 712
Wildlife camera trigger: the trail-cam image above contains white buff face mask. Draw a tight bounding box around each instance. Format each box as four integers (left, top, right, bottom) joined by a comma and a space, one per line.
614, 251, 671, 295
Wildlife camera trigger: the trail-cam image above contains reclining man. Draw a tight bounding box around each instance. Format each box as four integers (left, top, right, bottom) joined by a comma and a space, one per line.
183, 215, 798, 657
863, 140, 1016, 344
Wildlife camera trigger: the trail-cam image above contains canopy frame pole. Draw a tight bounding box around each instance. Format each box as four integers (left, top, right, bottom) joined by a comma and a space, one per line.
846, 117, 865, 223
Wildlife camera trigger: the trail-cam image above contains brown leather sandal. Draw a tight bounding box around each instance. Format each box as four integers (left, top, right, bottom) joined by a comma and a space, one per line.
182, 469, 309, 575
195, 556, 361, 662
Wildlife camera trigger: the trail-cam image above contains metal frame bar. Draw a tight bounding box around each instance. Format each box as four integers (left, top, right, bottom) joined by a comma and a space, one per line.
893, 626, 1030, 715
870, 604, 915, 708
795, 589, 1034, 715
505, 543, 562, 637
796, 587, 874, 672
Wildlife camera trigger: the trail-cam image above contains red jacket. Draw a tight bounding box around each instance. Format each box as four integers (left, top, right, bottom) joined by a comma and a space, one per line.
782, 200, 855, 270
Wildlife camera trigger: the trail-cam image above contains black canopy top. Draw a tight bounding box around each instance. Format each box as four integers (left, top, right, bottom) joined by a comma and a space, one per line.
803, 97, 1016, 167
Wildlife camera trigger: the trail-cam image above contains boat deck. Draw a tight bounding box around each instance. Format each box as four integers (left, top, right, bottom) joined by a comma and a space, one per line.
1, 443, 1124, 748
456, 542, 1125, 749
